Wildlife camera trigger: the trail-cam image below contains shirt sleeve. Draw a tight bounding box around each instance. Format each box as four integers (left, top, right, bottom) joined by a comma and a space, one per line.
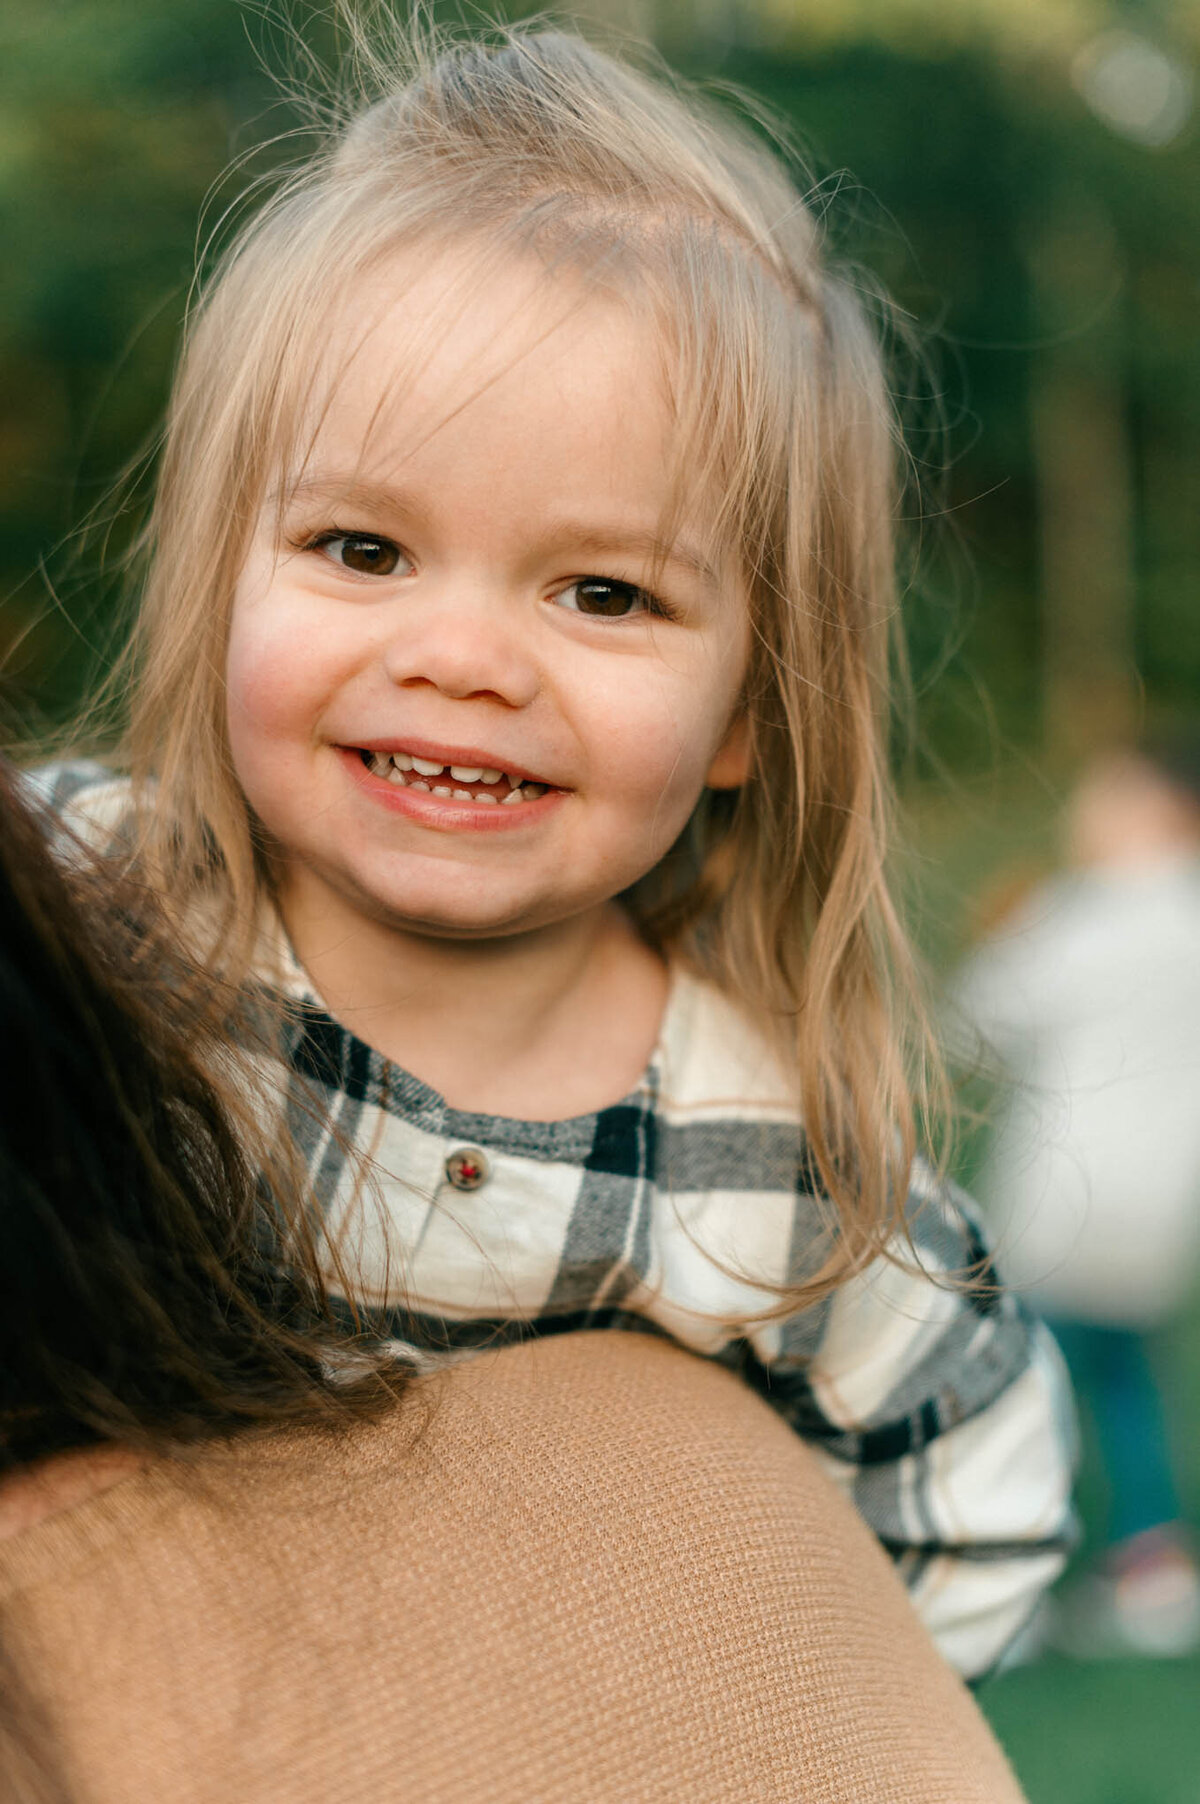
735, 1173, 1077, 1680
21, 759, 137, 856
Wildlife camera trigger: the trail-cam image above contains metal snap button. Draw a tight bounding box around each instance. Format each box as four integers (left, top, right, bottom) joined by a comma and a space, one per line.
444, 1146, 490, 1191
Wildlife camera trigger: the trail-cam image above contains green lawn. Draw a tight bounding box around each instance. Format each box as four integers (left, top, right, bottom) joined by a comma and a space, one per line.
979, 1299, 1200, 1803
983, 1650, 1200, 1804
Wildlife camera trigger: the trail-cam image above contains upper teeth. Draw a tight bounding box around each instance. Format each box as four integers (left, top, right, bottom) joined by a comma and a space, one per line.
363, 750, 545, 801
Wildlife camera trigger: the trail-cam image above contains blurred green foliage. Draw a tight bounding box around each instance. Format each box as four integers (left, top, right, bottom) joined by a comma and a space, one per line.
0, 1, 279, 717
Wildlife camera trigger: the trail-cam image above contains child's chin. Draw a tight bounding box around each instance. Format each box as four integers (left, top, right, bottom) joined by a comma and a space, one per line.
368, 892, 556, 941
386, 883, 609, 942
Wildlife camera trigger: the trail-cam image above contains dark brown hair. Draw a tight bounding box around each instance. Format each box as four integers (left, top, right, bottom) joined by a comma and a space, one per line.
0, 755, 406, 1474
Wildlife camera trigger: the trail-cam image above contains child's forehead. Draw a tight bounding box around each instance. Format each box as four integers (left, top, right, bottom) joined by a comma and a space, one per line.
263, 235, 750, 594
295, 242, 662, 462
272, 240, 728, 559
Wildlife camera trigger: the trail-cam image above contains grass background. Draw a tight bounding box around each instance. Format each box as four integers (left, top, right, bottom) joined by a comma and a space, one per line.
979, 1287, 1200, 1801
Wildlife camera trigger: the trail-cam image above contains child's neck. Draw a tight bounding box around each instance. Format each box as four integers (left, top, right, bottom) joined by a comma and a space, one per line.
278, 882, 668, 1122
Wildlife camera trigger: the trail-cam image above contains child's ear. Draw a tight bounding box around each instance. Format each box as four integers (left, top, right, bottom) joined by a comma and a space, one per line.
705, 712, 751, 790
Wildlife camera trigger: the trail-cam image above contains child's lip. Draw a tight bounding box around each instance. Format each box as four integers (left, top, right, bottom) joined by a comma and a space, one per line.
337, 747, 566, 828
344, 737, 560, 790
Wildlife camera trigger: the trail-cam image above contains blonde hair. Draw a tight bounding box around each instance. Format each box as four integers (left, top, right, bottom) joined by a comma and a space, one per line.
106, 13, 940, 1303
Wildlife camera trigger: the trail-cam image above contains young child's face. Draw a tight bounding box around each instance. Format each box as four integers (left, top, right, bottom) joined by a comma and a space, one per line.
226, 247, 750, 944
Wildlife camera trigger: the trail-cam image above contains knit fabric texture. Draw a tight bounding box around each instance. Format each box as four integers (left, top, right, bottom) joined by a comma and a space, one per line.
0, 1335, 1025, 1803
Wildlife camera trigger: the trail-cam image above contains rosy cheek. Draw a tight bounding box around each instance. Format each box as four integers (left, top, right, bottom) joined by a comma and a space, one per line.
225, 616, 308, 735
612, 738, 709, 846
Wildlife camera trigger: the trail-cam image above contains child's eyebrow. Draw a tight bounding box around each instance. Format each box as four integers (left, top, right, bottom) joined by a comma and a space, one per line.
275, 476, 422, 521
276, 476, 722, 591
553, 524, 722, 592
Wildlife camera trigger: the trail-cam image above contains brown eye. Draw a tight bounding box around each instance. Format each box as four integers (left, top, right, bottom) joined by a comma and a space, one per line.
559, 578, 648, 618
321, 533, 406, 577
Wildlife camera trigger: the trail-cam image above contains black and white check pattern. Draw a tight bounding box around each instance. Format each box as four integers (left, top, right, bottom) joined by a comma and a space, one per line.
38, 762, 1076, 1679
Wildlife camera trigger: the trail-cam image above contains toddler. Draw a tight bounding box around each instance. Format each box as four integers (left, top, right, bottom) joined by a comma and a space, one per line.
37, 16, 1073, 1680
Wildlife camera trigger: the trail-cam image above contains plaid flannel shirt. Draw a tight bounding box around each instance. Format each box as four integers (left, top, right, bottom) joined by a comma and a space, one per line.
37, 762, 1076, 1680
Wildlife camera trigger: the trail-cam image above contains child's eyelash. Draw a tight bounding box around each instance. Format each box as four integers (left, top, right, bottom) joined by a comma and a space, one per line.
290, 524, 373, 549
560, 577, 680, 623
290, 526, 407, 577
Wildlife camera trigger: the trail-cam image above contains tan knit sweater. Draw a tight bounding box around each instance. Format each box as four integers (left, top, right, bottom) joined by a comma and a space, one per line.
0, 1334, 1025, 1803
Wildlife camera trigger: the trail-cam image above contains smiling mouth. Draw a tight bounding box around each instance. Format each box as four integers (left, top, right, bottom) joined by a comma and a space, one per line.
357, 749, 553, 806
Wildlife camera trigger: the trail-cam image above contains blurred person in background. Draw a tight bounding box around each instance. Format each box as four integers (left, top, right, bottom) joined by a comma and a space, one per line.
955, 732, 1200, 1659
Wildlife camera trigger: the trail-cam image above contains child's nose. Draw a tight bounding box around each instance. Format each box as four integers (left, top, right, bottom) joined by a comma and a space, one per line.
379, 584, 540, 709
